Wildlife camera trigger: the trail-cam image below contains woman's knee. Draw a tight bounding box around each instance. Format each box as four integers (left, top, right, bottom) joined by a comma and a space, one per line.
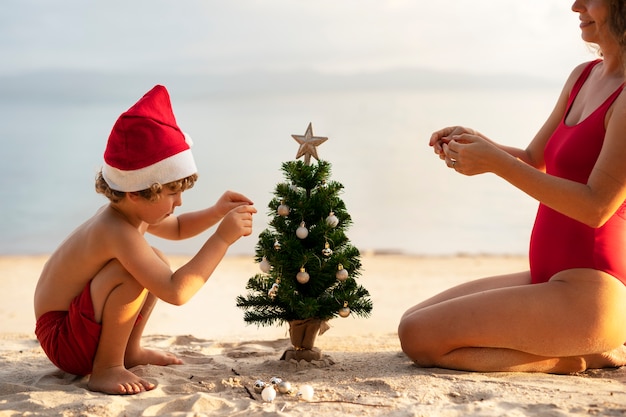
397, 313, 438, 366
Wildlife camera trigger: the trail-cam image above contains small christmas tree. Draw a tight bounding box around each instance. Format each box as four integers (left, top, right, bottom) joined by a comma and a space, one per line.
236, 123, 373, 361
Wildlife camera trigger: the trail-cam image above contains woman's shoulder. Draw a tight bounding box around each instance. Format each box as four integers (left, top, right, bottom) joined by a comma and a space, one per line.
557, 60, 602, 96
568, 60, 602, 81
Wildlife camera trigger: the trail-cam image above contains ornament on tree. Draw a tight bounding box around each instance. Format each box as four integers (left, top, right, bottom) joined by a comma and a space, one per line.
268, 281, 279, 299
326, 211, 339, 228
296, 267, 310, 284
296, 222, 308, 239
259, 257, 271, 273
339, 301, 351, 318
236, 123, 373, 362
277, 201, 290, 217
336, 264, 349, 281
322, 241, 333, 257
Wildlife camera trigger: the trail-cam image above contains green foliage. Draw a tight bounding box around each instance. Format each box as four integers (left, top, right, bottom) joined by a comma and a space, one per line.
236, 160, 373, 327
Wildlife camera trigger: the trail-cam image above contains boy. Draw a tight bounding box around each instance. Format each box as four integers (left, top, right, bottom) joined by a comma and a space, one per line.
34, 85, 256, 395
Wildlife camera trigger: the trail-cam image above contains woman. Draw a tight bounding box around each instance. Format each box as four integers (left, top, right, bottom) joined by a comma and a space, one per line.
398, 0, 626, 374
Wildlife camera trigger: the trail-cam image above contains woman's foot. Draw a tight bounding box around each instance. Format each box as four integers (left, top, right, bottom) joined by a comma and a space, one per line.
583, 344, 626, 370
88, 365, 156, 395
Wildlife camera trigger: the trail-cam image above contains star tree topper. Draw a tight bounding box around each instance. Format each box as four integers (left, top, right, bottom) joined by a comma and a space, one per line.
292, 122, 328, 165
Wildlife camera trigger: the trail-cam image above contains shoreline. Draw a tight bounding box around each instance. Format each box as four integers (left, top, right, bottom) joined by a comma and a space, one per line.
0, 253, 530, 340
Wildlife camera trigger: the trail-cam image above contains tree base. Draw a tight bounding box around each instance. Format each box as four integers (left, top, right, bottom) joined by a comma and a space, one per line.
280, 318, 329, 362
280, 346, 322, 361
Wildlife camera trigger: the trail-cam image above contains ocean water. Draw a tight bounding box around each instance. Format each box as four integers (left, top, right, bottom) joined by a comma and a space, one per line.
0, 86, 560, 257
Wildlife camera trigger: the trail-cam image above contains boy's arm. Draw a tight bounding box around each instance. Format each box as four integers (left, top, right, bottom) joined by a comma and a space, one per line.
112, 203, 256, 305
148, 190, 254, 240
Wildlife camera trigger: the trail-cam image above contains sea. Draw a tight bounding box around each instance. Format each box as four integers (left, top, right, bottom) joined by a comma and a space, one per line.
0, 82, 562, 257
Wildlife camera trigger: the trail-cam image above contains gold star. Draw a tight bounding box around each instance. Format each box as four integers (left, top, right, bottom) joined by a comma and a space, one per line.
292, 122, 328, 165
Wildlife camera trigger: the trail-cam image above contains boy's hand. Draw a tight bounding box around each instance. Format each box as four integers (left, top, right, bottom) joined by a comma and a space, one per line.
215, 191, 254, 218
216, 204, 257, 245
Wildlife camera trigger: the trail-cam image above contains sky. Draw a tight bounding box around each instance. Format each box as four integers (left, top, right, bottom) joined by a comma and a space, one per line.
0, 0, 593, 81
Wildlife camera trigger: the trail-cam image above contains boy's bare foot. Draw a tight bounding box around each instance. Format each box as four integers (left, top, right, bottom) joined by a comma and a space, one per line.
88, 365, 156, 395
125, 347, 183, 369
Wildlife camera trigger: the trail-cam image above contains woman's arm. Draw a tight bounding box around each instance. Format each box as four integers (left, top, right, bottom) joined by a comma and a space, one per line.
446, 88, 626, 228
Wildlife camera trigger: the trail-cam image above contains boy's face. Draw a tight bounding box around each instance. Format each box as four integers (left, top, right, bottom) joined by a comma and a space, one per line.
135, 189, 183, 225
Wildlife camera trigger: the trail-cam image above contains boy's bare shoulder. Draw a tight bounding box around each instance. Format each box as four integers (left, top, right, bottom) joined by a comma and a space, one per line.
54, 205, 144, 263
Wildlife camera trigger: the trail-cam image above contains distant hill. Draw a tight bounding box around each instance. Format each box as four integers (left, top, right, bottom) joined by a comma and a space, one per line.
0, 68, 561, 103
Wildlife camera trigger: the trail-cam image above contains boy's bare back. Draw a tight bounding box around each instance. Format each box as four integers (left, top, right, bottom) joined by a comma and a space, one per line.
34, 204, 156, 319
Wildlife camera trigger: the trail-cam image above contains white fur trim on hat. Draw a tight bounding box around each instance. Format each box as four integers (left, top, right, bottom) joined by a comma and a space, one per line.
102, 148, 197, 192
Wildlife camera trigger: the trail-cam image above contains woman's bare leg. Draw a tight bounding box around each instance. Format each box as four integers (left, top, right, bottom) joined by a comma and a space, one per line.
400, 271, 532, 321
398, 269, 626, 374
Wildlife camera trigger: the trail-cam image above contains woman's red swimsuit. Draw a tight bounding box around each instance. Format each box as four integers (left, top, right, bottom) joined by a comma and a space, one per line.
529, 60, 626, 285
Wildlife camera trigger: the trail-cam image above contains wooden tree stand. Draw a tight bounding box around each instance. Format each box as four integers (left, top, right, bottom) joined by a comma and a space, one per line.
280, 318, 329, 362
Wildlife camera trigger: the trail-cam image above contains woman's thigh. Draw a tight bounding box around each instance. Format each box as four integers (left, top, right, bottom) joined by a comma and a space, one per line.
400, 269, 626, 358
401, 271, 531, 319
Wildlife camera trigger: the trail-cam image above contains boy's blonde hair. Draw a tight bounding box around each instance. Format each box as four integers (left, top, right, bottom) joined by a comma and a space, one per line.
95, 170, 198, 203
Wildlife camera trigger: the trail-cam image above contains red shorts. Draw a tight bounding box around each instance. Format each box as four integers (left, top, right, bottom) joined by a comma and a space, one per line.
35, 281, 101, 376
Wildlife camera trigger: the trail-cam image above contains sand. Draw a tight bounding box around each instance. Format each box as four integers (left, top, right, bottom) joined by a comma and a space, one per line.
1, 254, 626, 416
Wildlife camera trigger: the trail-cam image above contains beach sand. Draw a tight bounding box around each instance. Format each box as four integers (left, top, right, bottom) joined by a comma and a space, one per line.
1, 254, 626, 416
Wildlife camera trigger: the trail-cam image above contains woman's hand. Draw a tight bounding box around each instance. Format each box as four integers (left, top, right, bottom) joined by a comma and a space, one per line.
429, 126, 478, 159
443, 133, 503, 176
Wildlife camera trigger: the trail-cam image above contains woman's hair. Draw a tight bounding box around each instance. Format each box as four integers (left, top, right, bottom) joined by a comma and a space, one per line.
608, 0, 626, 50
95, 171, 198, 203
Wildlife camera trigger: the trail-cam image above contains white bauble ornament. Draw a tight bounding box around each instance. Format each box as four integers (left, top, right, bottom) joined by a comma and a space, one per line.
336, 264, 349, 281
297, 384, 315, 401
259, 257, 271, 273
262, 385, 277, 402
296, 222, 308, 239
296, 268, 310, 284
269, 377, 282, 386
326, 212, 339, 228
274, 240, 281, 250
277, 202, 290, 217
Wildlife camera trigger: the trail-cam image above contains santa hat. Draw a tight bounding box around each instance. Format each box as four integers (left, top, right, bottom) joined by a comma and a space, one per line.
102, 85, 197, 192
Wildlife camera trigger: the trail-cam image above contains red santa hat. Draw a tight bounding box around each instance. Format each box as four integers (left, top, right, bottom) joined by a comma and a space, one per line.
102, 85, 197, 192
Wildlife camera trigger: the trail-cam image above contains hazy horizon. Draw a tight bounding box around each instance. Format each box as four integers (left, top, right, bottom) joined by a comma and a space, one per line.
1, 1, 594, 82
